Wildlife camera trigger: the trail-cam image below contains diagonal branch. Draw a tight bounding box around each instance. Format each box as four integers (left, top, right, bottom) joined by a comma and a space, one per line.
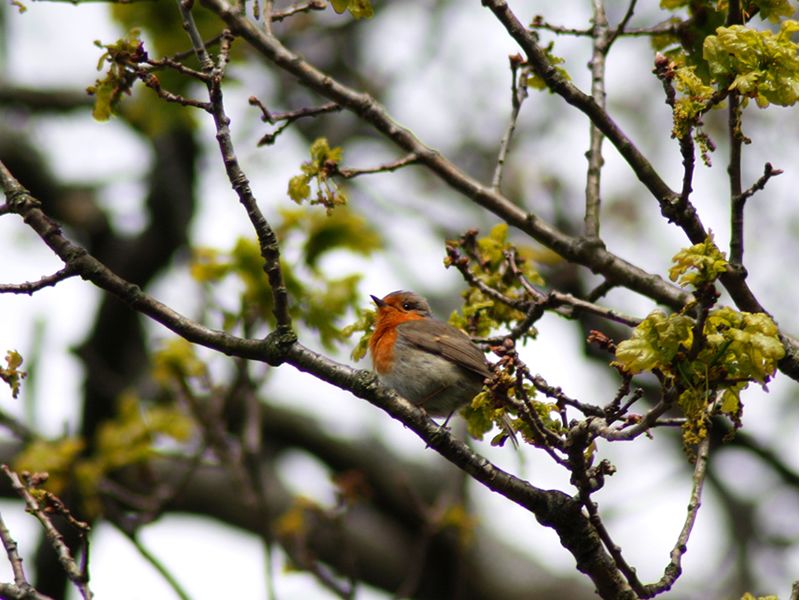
195, 0, 799, 378
1, 165, 636, 599
478, 0, 798, 380
200, 0, 691, 313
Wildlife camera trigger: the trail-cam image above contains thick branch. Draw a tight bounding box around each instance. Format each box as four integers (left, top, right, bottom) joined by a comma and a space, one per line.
1, 165, 635, 600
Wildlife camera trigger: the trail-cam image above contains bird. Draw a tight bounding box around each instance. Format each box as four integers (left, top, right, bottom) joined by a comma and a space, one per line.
368, 290, 492, 418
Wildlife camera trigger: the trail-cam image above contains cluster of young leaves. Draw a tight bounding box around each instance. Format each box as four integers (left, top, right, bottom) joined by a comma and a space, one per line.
288, 138, 348, 214
330, 0, 374, 19
654, 2, 797, 157
670, 65, 716, 139
614, 237, 784, 444
463, 376, 560, 448
444, 224, 544, 338
192, 207, 380, 349
704, 20, 799, 108
14, 392, 194, 518
668, 234, 729, 287
0, 350, 26, 399
87, 29, 147, 121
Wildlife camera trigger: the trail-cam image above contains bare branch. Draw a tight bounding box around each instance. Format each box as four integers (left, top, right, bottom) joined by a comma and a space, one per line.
492, 54, 528, 192
0, 266, 76, 295
123, 532, 192, 600
605, 0, 638, 47
730, 162, 782, 267
271, 0, 326, 22
643, 436, 711, 596
249, 97, 343, 146
173, 5, 293, 329
337, 153, 419, 179
2, 467, 93, 600
0, 83, 92, 112
584, 0, 608, 240
0, 510, 32, 590
529, 17, 592, 36
0, 166, 636, 598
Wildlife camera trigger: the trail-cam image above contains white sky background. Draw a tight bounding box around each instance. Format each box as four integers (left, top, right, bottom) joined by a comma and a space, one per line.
0, 1, 797, 599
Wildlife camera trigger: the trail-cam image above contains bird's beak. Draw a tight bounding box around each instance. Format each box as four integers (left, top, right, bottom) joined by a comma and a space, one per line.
370, 294, 385, 308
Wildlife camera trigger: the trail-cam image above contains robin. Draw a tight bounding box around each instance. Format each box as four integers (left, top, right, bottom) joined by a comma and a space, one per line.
368, 290, 491, 417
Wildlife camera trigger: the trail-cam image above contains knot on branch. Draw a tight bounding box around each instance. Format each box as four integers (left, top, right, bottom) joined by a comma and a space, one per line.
575, 236, 606, 260
5, 188, 40, 213
263, 326, 297, 366
351, 369, 380, 396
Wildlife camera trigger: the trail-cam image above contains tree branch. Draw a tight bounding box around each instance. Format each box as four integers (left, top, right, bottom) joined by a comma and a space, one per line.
2, 467, 93, 600
0, 266, 76, 295
1, 164, 636, 599
492, 55, 528, 192
479, 0, 797, 379
643, 435, 710, 597
200, 0, 692, 314
173, 7, 293, 330
584, 0, 608, 240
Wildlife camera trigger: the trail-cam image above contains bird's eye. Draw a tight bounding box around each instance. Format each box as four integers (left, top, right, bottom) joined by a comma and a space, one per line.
402, 302, 414, 311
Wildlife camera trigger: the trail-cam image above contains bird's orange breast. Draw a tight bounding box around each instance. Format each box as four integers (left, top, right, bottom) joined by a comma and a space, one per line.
369, 310, 425, 374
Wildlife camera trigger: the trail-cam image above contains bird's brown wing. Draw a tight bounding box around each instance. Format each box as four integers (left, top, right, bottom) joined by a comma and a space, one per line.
397, 319, 491, 378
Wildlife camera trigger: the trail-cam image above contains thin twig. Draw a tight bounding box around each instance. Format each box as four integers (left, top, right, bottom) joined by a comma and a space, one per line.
249, 98, 342, 146
136, 70, 212, 112
0, 266, 76, 295
530, 374, 605, 418
124, 532, 192, 600
583, 0, 608, 240
0, 510, 31, 589
2, 467, 93, 600
492, 55, 528, 192
177, 0, 215, 71
653, 54, 696, 209
643, 436, 711, 596
337, 153, 419, 179
730, 162, 781, 266
605, 0, 638, 48
272, 0, 326, 22
565, 421, 648, 596
174, 4, 293, 330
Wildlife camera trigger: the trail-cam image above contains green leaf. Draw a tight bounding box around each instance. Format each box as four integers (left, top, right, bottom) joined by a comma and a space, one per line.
331, 0, 373, 19
288, 174, 311, 203
288, 138, 347, 212
87, 29, 147, 121
614, 311, 694, 373
703, 22, 799, 108
524, 41, 570, 90
668, 233, 728, 288
0, 350, 27, 399
751, 0, 795, 23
